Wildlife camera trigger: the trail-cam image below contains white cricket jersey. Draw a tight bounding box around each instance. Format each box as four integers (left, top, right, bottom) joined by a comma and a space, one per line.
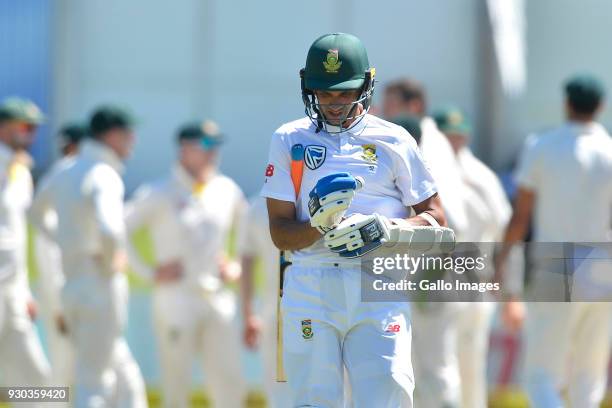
419, 117, 471, 239
0, 143, 32, 290
456, 147, 511, 242
31, 157, 76, 314
515, 121, 612, 242
236, 196, 279, 318
260, 114, 437, 265
28, 140, 126, 272
125, 165, 246, 292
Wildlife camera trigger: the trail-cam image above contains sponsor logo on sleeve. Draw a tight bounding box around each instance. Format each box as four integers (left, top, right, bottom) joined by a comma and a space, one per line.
265, 164, 275, 177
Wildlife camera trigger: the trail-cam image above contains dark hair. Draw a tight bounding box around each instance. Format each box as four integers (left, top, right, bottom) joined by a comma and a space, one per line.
565, 91, 602, 116
89, 107, 132, 138
58, 123, 88, 145
0, 111, 12, 125
564, 77, 605, 116
384, 78, 426, 106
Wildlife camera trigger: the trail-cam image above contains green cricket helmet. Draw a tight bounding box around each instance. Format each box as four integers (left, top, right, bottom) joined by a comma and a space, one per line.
300, 33, 375, 134
0, 97, 45, 125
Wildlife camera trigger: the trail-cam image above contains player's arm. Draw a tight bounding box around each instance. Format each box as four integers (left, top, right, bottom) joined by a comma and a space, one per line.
123, 185, 160, 281
28, 176, 56, 240
494, 186, 535, 283
88, 166, 127, 272
493, 187, 534, 331
267, 198, 321, 251
218, 185, 248, 283
406, 192, 447, 227
240, 252, 262, 349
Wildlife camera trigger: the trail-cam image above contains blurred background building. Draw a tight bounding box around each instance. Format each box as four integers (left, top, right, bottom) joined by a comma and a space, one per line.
2, 0, 612, 196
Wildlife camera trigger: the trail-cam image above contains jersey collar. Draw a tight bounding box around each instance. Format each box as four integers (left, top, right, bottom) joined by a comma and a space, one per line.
322, 114, 369, 136
80, 139, 124, 174
566, 120, 607, 136
173, 164, 217, 195
0, 142, 14, 168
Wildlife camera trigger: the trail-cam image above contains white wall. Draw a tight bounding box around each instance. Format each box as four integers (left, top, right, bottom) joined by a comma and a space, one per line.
489, 0, 612, 169
51, 0, 481, 196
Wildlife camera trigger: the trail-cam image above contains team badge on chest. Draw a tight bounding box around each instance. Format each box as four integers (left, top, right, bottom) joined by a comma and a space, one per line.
301, 319, 314, 339
361, 144, 377, 163
304, 145, 327, 170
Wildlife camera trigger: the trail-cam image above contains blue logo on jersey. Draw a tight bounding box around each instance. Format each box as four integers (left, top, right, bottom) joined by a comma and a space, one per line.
304, 145, 326, 170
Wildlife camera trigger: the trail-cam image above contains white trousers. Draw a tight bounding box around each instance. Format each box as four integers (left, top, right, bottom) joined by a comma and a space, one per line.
0, 285, 51, 408
282, 264, 414, 408
62, 257, 147, 408
524, 302, 611, 408
411, 302, 461, 408
411, 301, 495, 408
41, 309, 74, 387
152, 283, 246, 408
456, 302, 495, 408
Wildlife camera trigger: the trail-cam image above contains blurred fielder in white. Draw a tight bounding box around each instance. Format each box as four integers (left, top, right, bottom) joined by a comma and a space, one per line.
125, 121, 247, 408
32, 123, 87, 386
496, 74, 612, 408
0, 98, 50, 399
384, 80, 469, 407
29, 107, 147, 408
434, 106, 513, 408
237, 196, 290, 407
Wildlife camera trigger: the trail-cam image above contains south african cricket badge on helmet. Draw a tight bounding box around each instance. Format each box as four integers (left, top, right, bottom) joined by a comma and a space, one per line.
323, 49, 342, 73
301, 319, 313, 340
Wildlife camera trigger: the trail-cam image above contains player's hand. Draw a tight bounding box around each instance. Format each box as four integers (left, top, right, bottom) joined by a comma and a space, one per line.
492, 251, 507, 286
308, 173, 364, 234
324, 213, 390, 258
218, 255, 241, 283
155, 260, 183, 283
501, 300, 525, 332
94, 250, 128, 274
55, 314, 68, 335
26, 299, 38, 321
113, 250, 128, 273
243, 314, 262, 350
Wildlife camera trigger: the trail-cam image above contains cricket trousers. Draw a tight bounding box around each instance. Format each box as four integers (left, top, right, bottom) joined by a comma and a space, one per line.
41, 309, 74, 387
61, 256, 147, 408
524, 302, 611, 408
152, 283, 246, 408
281, 263, 414, 408
0, 284, 51, 408
411, 301, 494, 408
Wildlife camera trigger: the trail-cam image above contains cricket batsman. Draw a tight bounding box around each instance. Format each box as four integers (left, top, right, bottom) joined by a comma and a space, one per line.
0, 98, 50, 396
29, 107, 147, 407
125, 121, 247, 408
262, 33, 454, 407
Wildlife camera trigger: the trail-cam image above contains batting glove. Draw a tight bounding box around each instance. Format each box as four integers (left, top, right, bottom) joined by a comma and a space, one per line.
323, 213, 391, 258
308, 172, 364, 234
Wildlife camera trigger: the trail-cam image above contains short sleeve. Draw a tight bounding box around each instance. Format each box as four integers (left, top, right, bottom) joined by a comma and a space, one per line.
237, 198, 271, 258
514, 134, 540, 190
392, 136, 438, 206
236, 203, 258, 257
260, 131, 295, 203
124, 183, 162, 231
